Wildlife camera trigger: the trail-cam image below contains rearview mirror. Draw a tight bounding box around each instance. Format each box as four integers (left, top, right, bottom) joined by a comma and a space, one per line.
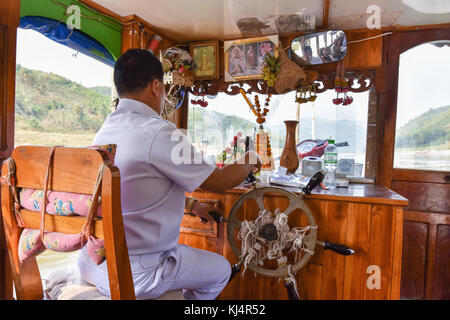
290, 30, 347, 66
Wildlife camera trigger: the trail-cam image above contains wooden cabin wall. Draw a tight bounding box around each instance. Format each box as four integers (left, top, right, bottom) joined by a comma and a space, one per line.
281, 29, 383, 71
0, 0, 18, 159
376, 26, 450, 300
119, 14, 188, 130
0, 0, 20, 300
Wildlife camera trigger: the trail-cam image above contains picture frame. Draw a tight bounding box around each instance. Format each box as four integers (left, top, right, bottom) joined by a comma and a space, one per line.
189, 40, 220, 80
224, 35, 279, 82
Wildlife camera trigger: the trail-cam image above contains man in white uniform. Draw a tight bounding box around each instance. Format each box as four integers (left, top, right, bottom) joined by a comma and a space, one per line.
77, 49, 261, 300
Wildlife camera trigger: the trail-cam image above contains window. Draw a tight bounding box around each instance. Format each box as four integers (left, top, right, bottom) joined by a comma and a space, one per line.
188, 87, 369, 176
15, 28, 114, 148
394, 41, 450, 171
15, 28, 114, 279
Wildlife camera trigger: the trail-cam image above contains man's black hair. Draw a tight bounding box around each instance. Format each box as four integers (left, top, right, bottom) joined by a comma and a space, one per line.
113, 48, 164, 96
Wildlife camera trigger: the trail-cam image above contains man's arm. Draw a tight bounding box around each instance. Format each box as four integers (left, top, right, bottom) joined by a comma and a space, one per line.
200, 151, 261, 193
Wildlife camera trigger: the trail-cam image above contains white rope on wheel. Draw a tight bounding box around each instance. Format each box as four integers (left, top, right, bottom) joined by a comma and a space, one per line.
237, 207, 317, 288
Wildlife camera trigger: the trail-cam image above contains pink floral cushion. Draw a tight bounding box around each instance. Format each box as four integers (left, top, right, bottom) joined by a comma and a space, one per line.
19, 188, 103, 217
18, 144, 116, 265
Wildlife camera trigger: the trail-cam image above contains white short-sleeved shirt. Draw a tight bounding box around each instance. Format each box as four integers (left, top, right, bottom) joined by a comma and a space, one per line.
91, 98, 215, 258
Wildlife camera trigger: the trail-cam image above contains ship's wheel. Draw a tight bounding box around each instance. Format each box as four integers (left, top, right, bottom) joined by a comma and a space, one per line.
227, 186, 317, 278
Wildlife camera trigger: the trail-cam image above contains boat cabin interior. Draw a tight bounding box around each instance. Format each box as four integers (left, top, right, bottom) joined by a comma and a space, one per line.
0, 0, 449, 301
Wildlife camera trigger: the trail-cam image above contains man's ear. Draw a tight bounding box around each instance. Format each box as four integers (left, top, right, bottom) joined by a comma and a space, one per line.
148, 79, 159, 97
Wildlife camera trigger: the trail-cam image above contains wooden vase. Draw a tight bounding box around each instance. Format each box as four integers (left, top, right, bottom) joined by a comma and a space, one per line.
280, 120, 300, 173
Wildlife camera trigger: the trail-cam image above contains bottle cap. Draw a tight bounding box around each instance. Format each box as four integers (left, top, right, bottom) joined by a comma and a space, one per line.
328, 139, 335, 144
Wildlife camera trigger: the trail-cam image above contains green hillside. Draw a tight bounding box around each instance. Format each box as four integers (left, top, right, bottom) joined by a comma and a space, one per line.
90, 86, 113, 97
15, 64, 112, 133
396, 105, 450, 149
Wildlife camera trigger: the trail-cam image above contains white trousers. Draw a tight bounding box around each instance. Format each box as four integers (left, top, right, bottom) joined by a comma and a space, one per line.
77, 244, 231, 300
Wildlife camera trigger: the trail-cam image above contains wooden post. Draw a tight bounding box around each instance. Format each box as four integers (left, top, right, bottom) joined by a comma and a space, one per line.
322, 0, 330, 28
365, 88, 378, 179
0, 0, 20, 300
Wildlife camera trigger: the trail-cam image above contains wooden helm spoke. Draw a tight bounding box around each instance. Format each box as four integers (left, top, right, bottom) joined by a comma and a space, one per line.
284, 201, 297, 216
254, 193, 266, 212
228, 214, 242, 230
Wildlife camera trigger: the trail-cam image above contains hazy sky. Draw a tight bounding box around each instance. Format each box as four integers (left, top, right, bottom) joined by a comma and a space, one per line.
16, 29, 113, 88
396, 42, 450, 128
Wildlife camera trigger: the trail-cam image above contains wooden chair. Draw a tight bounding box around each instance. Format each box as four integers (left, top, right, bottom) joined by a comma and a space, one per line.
1, 145, 135, 299
1, 145, 185, 300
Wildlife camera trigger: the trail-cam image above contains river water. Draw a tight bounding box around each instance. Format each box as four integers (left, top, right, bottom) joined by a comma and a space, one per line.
394, 150, 450, 171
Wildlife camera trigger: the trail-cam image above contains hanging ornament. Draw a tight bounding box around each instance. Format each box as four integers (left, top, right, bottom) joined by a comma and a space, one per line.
295, 83, 317, 105
163, 85, 186, 118
295, 88, 308, 104
341, 77, 353, 106
333, 60, 343, 105
308, 83, 317, 102
190, 85, 209, 107
333, 60, 353, 106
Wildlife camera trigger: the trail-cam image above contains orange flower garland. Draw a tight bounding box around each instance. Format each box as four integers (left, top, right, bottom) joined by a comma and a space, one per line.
239, 89, 274, 170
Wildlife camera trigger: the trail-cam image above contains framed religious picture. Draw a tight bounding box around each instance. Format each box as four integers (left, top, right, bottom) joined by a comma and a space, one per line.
189, 40, 220, 80
224, 35, 279, 82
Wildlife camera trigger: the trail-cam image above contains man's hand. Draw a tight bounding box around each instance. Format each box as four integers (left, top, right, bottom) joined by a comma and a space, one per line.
247, 150, 262, 175
199, 151, 262, 194
191, 201, 223, 224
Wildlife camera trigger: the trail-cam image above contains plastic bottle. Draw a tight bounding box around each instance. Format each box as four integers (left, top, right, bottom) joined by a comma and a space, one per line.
323, 139, 338, 189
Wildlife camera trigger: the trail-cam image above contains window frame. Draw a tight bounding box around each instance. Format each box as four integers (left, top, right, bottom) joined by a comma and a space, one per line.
377, 27, 450, 187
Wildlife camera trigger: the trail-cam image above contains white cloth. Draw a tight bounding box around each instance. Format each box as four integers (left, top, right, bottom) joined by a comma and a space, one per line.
78, 98, 229, 299
44, 266, 185, 300
78, 244, 230, 300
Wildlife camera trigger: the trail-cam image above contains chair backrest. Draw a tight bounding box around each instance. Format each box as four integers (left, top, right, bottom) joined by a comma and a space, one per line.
1, 146, 135, 300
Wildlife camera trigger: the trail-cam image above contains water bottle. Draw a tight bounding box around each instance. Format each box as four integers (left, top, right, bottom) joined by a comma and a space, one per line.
323, 139, 338, 189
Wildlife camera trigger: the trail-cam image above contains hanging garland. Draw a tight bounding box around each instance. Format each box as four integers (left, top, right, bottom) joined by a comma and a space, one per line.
239, 89, 274, 170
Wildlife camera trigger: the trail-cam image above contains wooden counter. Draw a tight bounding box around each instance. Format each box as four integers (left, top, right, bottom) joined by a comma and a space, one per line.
181, 184, 408, 300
